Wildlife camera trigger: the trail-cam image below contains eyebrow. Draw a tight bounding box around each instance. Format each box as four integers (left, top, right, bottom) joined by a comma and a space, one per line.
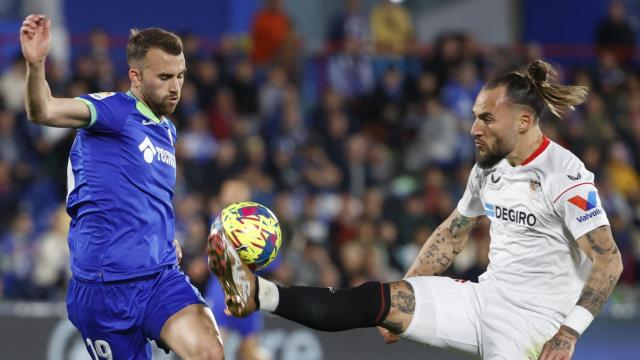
472, 111, 494, 120
159, 69, 187, 77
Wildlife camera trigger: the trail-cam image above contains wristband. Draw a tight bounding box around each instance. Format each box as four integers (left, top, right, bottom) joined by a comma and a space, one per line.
562, 305, 594, 335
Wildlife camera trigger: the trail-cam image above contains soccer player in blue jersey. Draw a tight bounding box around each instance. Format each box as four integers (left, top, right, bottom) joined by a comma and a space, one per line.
21, 14, 224, 360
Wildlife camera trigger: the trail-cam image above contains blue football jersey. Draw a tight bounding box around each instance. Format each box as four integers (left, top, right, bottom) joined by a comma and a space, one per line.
67, 91, 178, 281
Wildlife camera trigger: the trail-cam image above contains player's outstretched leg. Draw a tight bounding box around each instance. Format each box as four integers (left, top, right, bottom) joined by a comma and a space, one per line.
208, 230, 415, 334
207, 226, 257, 316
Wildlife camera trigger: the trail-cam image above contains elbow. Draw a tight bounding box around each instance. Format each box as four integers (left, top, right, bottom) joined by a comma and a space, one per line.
25, 108, 48, 124
25, 113, 40, 124
593, 251, 623, 280
606, 251, 624, 280
614, 254, 624, 278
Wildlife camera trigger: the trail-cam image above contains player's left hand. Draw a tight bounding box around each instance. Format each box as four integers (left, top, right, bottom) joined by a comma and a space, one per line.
537, 325, 578, 360
173, 239, 183, 265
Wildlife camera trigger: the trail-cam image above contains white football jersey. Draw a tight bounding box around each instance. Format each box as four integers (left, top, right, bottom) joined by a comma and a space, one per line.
457, 137, 610, 321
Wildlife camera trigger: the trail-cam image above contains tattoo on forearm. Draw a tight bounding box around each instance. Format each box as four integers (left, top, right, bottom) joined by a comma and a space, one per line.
436, 253, 451, 268
407, 214, 478, 277
585, 227, 618, 256
577, 226, 622, 316
382, 320, 404, 334
577, 272, 618, 315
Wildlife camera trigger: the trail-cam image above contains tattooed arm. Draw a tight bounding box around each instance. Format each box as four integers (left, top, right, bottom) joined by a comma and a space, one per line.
538, 225, 622, 360
405, 209, 481, 278
377, 210, 481, 343
574, 225, 623, 316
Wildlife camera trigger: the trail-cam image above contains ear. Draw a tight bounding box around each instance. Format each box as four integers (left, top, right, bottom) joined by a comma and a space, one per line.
129, 67, 142, 89
518, 109, 535, 133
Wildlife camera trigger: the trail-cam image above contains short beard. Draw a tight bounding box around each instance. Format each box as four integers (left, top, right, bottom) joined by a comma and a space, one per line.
475, 140, 511, 169
143, 93, 175, 117
152, 101, 176, 116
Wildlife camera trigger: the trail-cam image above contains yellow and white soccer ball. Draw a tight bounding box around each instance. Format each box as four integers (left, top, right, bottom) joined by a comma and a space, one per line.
212, 201, 282, 271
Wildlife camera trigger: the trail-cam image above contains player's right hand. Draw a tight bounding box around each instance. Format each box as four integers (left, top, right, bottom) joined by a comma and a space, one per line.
20, 14, 51, 65
377, 326, 400, 344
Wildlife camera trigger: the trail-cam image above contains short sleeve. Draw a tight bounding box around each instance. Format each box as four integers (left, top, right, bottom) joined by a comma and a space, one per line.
551, 169, 610, 240
457, 164, 485, 217
75, 92, 126, 133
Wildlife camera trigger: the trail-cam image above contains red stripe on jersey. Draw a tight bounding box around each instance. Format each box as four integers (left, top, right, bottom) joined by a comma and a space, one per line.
375, 282, 385, 324
521, 136, 550, 166
553, 182, 595, 203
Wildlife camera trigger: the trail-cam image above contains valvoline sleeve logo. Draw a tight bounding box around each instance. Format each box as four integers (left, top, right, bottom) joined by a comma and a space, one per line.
568, 191, 597, 211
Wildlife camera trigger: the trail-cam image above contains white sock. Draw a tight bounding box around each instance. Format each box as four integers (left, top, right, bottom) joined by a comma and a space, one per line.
257, 277, 280, 312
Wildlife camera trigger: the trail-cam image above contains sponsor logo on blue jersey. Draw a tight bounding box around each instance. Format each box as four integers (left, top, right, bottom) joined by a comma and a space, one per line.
138, 136, 176, 168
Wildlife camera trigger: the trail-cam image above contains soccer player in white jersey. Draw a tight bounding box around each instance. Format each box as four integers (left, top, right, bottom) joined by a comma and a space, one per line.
208, 60, 623, 360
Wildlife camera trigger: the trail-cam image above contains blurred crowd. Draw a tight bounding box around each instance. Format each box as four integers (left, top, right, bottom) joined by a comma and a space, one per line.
0, 0, 639, 317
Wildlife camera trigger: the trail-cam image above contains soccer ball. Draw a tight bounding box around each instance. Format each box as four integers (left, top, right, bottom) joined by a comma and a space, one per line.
212, 201, 282, 271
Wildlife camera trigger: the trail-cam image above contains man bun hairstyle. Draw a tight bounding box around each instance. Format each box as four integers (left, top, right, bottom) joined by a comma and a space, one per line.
486, 60, 588, 118
127, 28, 183, 66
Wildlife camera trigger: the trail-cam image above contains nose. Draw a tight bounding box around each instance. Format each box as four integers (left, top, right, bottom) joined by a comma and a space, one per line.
470, 118, 482, 136
169, 78, 180, 93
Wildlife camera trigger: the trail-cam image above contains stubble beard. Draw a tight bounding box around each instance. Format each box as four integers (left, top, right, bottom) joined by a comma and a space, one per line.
143, 90, 179, 117
476, 139, 511, 169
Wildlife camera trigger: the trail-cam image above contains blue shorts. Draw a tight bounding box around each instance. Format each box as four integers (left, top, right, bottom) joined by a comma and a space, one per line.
206, 275, 263, 337
66, 265, 206, 360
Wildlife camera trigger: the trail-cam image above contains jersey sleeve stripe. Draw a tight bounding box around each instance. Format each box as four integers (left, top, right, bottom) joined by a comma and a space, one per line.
552, 182, 595, 203
75, 97, 97, 128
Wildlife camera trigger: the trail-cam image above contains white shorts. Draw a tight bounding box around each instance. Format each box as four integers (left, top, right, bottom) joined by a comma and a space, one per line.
400, 277, 559, 360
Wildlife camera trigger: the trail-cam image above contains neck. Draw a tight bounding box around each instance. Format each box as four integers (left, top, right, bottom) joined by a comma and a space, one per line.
506, 126, 544, 166
129, 88, 162, 119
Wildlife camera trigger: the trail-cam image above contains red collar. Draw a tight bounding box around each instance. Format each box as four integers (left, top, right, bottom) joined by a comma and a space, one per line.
520, 136, 550, 166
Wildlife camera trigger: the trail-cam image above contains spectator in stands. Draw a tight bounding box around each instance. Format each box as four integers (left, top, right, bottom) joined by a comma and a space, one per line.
327, 0, 370, 52
370, 0, 414, 55
441, 61, 483, 120
177, 111, 219, 193
229, 58, 259, 116
0, 55, 27, 114
251, 0, 292, 66
404, 98, 460, 171
596, 0, 636, 66
328, 36, 375, 98
259, 66, 288, 120
31, 205, 70, 299
86, 27, 111, 63
207, 87, 238, 140
0, 211, 36, 299
0, 160, 19, 230
192, 58, 220, 109
606, 141, 640, 200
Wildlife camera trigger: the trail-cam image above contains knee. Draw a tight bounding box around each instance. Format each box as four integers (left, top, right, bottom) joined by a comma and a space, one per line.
238, 341, 271, 360
184, 341, 224, 360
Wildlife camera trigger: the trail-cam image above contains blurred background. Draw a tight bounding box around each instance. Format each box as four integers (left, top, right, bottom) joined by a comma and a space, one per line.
0, 0, 639, 359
